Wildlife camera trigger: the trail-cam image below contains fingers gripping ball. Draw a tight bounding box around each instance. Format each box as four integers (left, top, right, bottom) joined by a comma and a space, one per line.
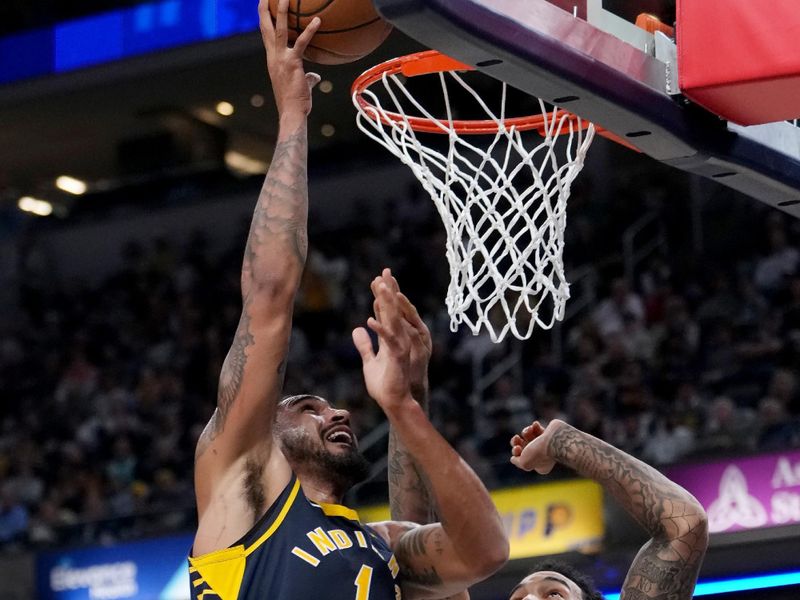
268, 0, 393, 65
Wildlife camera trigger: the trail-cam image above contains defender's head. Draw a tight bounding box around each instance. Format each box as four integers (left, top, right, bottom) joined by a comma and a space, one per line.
510, 561, 604, 600
275, 395, 370, 494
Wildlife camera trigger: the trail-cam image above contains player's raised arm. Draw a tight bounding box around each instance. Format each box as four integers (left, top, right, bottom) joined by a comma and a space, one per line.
380, 272, 470, 600
353, 276, 508, 599
511, 420, 709, 600
194, 0, 321, 520
376, 273, 436, 525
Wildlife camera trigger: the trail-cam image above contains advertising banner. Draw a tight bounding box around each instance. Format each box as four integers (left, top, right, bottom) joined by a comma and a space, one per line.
0, 0, 261, 85
36, 478, 607, 598
360, 479, 605, 560
666, 450, 800, 534
36, 534, 192, 600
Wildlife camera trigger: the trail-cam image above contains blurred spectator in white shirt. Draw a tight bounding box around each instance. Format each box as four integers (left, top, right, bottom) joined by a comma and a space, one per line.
593, 278, 645, 338
754, 227, 799, 295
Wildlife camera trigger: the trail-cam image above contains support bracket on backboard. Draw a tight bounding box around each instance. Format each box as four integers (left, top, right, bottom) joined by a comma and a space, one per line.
654, 32, 679, 95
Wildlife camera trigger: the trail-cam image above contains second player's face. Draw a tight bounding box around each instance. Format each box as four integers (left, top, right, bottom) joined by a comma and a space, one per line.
508, 572, 583, 600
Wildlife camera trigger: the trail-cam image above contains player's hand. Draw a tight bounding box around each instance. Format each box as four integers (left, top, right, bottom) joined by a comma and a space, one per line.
370, 269, 432, 400
259, 0, 321, 117
353, 279, 413, 414
509, 420, 565, 474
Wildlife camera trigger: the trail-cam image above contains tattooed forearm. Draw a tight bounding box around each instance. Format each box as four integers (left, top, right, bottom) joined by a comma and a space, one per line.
547, 425, 705, 542
388, 377, 435, 523
547, 424, 708, 600
620, 536, 707, 600
388, 429, 436, 523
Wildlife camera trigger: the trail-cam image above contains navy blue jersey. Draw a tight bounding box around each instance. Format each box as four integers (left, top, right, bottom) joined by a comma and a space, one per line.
189, 475, 402, 600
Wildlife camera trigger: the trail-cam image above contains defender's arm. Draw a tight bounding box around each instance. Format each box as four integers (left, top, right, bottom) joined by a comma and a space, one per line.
512, 421, 709, 600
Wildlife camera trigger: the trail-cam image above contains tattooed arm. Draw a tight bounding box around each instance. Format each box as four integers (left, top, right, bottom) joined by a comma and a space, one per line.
354, 278, 508, 599
192, 0, 321, 553
376, 272, 436, 524
511, 420, 709, 600
378, 272, 470, 600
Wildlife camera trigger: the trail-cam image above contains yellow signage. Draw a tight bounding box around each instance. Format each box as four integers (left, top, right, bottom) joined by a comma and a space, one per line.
358, 479, 604, 560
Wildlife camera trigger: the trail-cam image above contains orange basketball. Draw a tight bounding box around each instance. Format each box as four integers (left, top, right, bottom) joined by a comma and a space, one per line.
268, 0, 393, 65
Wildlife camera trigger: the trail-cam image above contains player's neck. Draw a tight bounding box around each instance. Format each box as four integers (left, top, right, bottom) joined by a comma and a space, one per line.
298, 475, 346, 505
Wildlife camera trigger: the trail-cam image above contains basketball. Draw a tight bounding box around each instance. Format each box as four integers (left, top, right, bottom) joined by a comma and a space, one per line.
268, 0, 393, 65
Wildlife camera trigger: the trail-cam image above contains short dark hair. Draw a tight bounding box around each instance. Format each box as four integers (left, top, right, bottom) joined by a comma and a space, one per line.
529, 560, 604, 600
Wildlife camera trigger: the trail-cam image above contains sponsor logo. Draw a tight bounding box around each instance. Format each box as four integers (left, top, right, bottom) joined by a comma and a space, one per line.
669, 452, 800, 533
50, 561, 138, 599
707, 466, 768, 532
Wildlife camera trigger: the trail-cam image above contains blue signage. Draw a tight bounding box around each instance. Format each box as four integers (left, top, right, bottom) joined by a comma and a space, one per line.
0, 0, 260, 85
36, 533, 193, 600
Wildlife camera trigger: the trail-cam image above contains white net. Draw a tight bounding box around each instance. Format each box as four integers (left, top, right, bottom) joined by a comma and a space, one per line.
354, 63, 595, 342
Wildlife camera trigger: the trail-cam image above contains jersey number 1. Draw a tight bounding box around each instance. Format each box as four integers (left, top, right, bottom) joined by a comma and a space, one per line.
355, 565, 373, 600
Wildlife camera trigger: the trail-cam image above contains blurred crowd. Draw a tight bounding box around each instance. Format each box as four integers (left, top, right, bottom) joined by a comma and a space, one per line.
1, 173, 800, 551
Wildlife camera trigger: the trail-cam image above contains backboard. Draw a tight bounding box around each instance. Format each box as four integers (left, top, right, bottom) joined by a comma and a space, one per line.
370, 0, 800, 215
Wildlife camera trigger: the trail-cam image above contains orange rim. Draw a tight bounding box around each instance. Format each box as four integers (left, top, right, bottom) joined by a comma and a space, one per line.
352, 49, 640, 150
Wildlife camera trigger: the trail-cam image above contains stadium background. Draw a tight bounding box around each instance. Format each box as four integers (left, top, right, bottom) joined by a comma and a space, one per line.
0, 1, 799, 598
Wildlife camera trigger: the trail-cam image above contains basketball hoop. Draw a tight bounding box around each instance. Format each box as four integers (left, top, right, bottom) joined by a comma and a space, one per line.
352, 50, 603, 342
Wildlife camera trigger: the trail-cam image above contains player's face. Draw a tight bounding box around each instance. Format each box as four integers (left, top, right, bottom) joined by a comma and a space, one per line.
509, 572, 583, 600
278, 395, 360, 454
275, 395, 370, 489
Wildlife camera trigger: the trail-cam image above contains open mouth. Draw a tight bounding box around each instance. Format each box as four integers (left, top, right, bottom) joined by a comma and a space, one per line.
324, 427, 354, 447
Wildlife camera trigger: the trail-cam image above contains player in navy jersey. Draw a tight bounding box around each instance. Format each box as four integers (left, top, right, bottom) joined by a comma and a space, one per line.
188, 1, 509, 598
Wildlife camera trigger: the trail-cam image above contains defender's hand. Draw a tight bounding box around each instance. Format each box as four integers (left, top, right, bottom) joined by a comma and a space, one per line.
370, 269, 432, 398
353, 281, 413, 413
259, 0, 321, 117
510, 420, 564, 474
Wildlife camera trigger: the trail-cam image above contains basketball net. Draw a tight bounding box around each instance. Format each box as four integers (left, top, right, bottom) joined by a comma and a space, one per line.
353, 51, 595, 342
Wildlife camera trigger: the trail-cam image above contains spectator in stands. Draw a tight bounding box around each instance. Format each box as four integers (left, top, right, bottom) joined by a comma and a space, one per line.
592, 278, 645, 338
766, 368, 799, 415
0, 488, 28, 544
479, 408, 520, 481
782, 275, 800, 332
570, 395, 606, 441
734, 275, 768, 328
754, 225, 799, 296
695, 271, 739, 327
483, 375, 534, 434
695, 396, 756, 456
641, 412, 695, 465
756, 397, 797, 451
3, 457, 43, 508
